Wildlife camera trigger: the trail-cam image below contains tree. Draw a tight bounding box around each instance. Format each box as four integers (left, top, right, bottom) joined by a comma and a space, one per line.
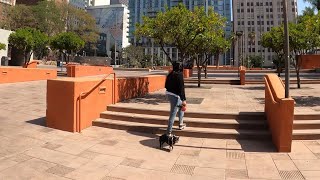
245, 55, 263, 68
135, 4, 208, 63
3, 5, 36, 30
0, 43, 6, 50
123, 45, 144, 68
66, 5, 99, 45
186, 7, 226, 87
9, 28, 48, 66
50, 32, 85, 63
304, 0, 320, 11
32, 1, 68, 36
261, 26, 285, 76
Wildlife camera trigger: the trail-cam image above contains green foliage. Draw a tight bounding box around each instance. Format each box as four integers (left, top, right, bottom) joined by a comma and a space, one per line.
66, 5, 99, 44
4, 1, 98, 46
304, 0, 320, 11
50, 32, 85, 62
136, 4, 215, 63
0, 43, 6, 51
123, 45, 144, 68
244, 55, 263, 68
8, 27, 48, 64
3, 5, 36, 30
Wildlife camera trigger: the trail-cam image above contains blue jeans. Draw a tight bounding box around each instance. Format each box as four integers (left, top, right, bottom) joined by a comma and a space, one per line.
166, 94, 184, 134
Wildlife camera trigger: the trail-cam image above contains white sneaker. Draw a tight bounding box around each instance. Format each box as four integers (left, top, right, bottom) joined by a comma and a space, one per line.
179, 124, 186, 130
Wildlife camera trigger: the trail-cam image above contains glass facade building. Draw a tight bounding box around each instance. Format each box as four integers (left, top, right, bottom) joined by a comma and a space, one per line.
128, 0, 232, 64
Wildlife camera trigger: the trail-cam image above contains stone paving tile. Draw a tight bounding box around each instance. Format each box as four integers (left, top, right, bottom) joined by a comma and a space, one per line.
193, 167, 225, 179
271, 153, 291, 160
226, 169, 249, 179
279, 170, 305, 180
289, 141, 318, 160
226, 159, 247, 170
42, 142, 62, 150
274, 160, 298, 171
300, 170, 320, 180
65, 154, 124, 180
8, 153, 32, 163
46, 164, 75, 176
246, 153, 281, 179
293, 159, 320, 171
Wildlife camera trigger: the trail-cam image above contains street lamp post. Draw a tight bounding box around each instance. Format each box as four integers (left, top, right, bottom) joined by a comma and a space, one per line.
283, 0, 290, 98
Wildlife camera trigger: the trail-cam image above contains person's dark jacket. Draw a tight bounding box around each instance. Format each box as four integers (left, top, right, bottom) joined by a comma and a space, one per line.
165, 71, 186, 101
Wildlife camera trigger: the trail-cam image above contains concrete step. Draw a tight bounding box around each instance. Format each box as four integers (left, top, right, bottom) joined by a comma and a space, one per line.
100, 111, 268, 130
93, 118, 271, 140
294, 114, 320, 120
184, 79, 240, 85
246, 80, 320, 84
106, 105, 266, 120
293, 129, 320, 140
294, 120, 320, 130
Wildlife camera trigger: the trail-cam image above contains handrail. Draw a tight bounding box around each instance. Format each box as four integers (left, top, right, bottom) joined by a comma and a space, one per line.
76, 73, 116, 133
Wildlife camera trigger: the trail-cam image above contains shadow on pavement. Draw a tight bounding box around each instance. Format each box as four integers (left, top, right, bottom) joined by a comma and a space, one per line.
26, 117, 46, 127
293, 96, 320, 107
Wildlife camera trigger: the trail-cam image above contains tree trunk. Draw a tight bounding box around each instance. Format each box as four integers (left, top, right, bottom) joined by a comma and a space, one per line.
204, 65, 208, 79
277, 67, 281, 77
296, 69, 301, 89
197, 66, 201, 87
214, 54, 219, 67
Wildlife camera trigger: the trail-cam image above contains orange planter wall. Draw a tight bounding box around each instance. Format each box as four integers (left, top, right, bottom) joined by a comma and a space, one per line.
0, 67, 57, 84
265, 74, 294, 152
239, 66, 246, 85
66, 65, 113, 77
23, 61, 38, 68
46, 75, 166, 132
299, 55, 320, 69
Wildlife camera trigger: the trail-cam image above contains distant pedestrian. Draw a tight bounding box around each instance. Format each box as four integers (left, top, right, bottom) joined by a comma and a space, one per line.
165, 61, 187, 136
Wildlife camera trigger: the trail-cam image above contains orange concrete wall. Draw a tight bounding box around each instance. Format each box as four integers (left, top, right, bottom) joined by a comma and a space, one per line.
299, 55, 320, 69
0, 67, 57, 84
239, 66, 246, 85
47, 77, 115, 132
46, 75, 166, 132
115, 75, 166, 102
264, 74, 294, 152
66, 65, 113, 77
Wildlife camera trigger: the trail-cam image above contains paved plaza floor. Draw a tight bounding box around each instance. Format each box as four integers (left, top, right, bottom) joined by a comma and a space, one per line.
0, 80, 320, 179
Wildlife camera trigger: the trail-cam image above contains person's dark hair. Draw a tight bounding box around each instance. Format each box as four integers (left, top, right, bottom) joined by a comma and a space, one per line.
172, 61, 183, 73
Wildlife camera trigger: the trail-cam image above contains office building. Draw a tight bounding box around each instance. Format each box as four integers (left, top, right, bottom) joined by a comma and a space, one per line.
233, 0, 298, 67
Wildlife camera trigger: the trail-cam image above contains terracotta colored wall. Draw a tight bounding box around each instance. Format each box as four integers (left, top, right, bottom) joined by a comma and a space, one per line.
299, 55, 320, 69
239, 66, 246, 85
115, 75, 166, 102
264, 74, 294, 152
46, 75, 166, 132
66, 65, 113, 77
0, 67, 57, 84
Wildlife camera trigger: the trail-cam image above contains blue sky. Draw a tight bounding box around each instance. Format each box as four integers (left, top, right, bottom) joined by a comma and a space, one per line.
298, 0, 311, 15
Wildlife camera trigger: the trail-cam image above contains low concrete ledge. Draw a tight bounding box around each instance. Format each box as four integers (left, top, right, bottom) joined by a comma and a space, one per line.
114, 68, 151, 72
46, 74, 166, 132
265, 74, 294, 152
66, 65, 113, 77
0, 67, 57, 84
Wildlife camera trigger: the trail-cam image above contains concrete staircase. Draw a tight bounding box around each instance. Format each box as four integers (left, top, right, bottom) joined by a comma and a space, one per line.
93, 105, 320, 140
93, 105, 271, 140
293, 114, 320, 140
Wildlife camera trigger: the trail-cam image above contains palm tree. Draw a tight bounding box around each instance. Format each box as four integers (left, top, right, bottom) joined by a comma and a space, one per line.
304, 0, 320, 11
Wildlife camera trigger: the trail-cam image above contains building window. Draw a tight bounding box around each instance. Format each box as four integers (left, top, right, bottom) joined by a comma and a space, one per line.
251, 8, 254, 12
270, 8, 273, 12
247, 2, 250, 6
266, 2, 268, 6
238, 21, 240, 25
251, 2, 253, 6
237, 9, 240, 13
241, 9, 244, 12
266, 8, 269, 12
256, 2, 259, 6
252, 48, 255, 52
241, 2, 244, 6
252, 21, 254, 25
248, 21, 251, 25
270, 2, 273, 6
247, 8, 250, 13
